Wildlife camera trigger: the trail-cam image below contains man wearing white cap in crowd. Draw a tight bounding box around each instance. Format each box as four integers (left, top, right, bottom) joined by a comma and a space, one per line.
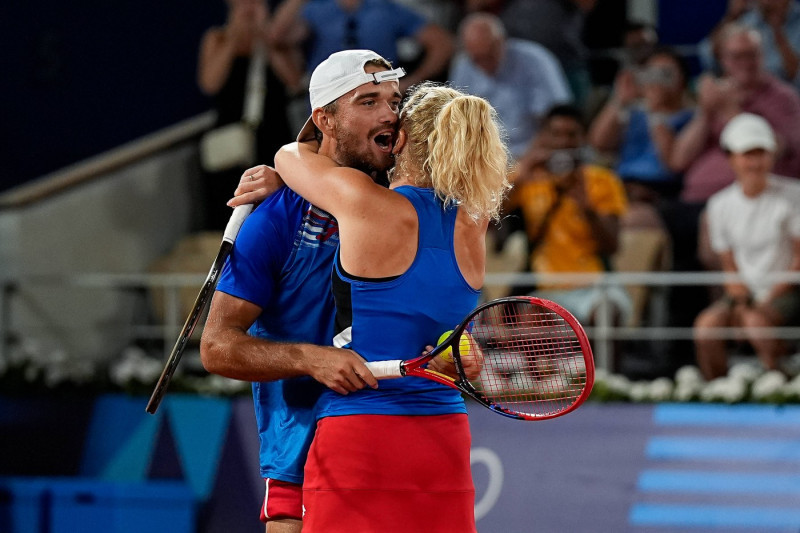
694, 112, 800, 380
201, 49, 406, 532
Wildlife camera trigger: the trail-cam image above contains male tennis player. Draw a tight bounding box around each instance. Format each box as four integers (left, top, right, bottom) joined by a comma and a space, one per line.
200, 50, 405, 532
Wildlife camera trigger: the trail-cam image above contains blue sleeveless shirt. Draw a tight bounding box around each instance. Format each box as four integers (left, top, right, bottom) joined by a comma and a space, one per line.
321, 186, 480, 418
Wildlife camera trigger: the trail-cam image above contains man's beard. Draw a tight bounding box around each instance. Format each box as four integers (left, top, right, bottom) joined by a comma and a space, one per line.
334, 127, 394, 176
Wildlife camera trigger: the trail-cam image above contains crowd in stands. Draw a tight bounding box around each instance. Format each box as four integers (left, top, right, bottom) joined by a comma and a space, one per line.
196, 0, 800, 380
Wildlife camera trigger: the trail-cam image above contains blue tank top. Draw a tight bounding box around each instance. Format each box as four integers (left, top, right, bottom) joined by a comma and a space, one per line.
216, 187, 338, 483
320, 186, 480, 418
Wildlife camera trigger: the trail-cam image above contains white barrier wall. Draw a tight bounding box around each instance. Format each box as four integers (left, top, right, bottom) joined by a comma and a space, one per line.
0, 144, 197, 364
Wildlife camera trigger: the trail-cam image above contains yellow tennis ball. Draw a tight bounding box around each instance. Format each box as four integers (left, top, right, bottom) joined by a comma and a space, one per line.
437, 330, 473, 362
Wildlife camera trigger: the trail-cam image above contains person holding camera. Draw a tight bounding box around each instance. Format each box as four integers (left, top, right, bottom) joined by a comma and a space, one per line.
197, 0, 300, 231
699, 0, 800, 90
693, 113, 800, 379
672, 23, 800, 206
589, 47, 693, 206
504, 104, 631, 332
656, 25, 800, 345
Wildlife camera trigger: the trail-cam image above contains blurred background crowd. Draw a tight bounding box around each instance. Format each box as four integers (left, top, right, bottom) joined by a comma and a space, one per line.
3, 0, 800, 385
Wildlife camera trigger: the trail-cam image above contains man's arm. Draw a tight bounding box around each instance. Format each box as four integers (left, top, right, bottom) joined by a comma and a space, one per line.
198, 28, 240, 95
718, 250, 752, 305
572, 169, 622, 255
765, 9, 800, 82
200, 292, 377, 395
587, 70, 638, 151
400, 23, 455, 91
584, 212, 620, 256
765, 237, 800, 303
269, 0, 311, 47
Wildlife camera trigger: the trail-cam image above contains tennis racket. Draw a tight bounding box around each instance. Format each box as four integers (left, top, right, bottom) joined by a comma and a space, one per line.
145, 204, 253, 414
365, 296, 594, 421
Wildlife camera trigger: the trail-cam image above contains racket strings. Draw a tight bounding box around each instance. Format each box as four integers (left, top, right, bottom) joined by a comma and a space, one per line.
466, 301, 589, 417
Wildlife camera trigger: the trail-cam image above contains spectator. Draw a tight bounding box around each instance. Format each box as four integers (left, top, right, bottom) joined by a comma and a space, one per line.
661, 24, 800, 317
673, 24, 800, 205
393, 0, 464, 32
590, 47, 693, 205
197, 0, 299, 230
694, 113, 800, 379
619, 20, 660, 74
505, 104, 631, 331
496, 0, 597, 107
699, 0, 800, 89
270, 0, 454, 93
449, 13, 572, 160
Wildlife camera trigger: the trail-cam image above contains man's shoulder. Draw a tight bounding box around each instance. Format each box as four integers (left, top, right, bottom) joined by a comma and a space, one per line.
759, 74, 800, 103
245, 187, 308, 233
253, 186, 305, 212
450, 52, 480, 79
707, 183, 740, 209
507, 38, 557, 62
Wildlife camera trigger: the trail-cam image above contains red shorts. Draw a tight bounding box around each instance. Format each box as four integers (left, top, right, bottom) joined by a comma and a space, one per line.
302, 414, 475, 533
260, 478, 303, 523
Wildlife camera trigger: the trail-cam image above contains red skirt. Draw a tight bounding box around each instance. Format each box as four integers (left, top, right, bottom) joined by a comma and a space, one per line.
302, 414, 476, 533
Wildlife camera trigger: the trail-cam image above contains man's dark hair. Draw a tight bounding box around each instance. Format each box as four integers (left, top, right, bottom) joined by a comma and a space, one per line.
542, 104, 586, 131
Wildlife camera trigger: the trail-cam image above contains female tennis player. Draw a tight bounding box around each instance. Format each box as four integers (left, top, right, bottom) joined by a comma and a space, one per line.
273, 82, 510, 532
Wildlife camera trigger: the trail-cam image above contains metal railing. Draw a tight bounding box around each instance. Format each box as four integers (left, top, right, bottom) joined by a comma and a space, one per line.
0, 111, 215, 209
2, 270, 800, 373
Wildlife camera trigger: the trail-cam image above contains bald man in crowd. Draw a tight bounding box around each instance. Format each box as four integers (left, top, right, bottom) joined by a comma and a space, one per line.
449, 13, 572, 160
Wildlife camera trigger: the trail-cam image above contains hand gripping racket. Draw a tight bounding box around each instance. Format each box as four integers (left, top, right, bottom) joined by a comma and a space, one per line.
145, 204, 253, 414
365, 296, 594, 421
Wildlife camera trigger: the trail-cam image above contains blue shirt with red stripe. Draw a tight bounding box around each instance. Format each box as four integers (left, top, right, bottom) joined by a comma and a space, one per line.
216, 186, 338, 484
322, 186, 479, 418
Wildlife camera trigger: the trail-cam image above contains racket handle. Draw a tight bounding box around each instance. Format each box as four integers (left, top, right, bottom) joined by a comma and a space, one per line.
364, 360, 403, 379
223, 204, 254, 244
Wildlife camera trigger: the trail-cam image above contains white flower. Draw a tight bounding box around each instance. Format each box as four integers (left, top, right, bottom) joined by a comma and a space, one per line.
205, 374, 249, 395
699, 377, 747, 403
781, 374, 800, 401
675, 365, 704, 386
110, 346, 162, 387
556, 355, 586, 378
751, 370, 788, 400
728, 362, 762, 384
673, 382, 700, 402
606, 374, 631, 396
508, 372, 537, 393
629, 381, 649, 402
647, 377, 674, 402
181, 374, 248, 396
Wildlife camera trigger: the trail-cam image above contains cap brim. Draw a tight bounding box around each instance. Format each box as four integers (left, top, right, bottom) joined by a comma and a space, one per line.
727, 139, 777, 153
297, 115, 316, 142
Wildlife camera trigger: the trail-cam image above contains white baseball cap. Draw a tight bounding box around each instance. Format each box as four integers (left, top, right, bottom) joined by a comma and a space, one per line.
296, 49, 406, 141
720, 112, 777, 154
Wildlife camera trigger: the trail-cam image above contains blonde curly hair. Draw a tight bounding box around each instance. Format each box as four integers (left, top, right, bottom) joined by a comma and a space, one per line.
393, 82, 511, 221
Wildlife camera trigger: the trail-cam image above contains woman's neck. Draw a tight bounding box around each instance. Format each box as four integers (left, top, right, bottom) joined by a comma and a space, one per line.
389, 160, 427, 189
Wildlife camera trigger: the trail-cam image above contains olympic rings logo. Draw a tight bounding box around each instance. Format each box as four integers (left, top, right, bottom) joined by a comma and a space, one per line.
471, 447, 504, 520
